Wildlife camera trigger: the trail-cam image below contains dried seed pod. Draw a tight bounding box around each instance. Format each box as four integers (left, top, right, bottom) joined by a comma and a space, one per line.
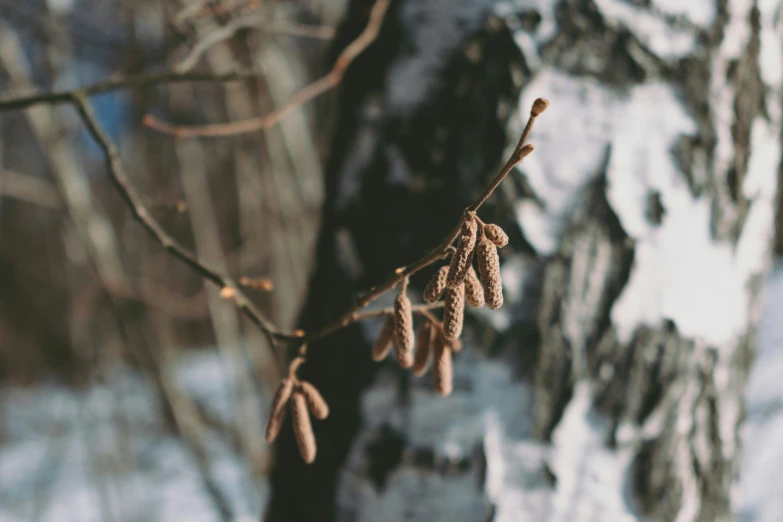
290, 391, 317, 464
413, 322, 435, 377
442, 284, 465, 340
433, 336, 453, 396
298, 381, 329, 420
372, 316, 395, 361
477, 236, 503, 310
483, 224, 509, 248
393, 292, 414, 368
446, 218, 478, 288
265, 377, 294, 443
464, 266, 484, 308
424, 266, 449, 303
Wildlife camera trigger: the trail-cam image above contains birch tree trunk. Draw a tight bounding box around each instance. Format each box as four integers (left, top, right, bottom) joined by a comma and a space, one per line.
269, 1, 783, 521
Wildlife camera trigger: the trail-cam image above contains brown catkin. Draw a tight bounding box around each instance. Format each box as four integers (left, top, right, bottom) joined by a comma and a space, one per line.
393, 292, 414, 368
290, 391, 317, 464
433, 336, 453, 396
446, 218, 478, 288
298, 381, 329, 420
372, 317, 395, 361
477, 236, 503, 310
424, 266, 449, 303
464, 266, 484, 308
413, 322, 434, 377
265, 377, 294, 443
442, 284, 465, 340
483, 224, 509, 248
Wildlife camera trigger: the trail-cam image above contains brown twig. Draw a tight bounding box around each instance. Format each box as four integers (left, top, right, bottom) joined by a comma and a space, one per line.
171, 16, 335, 74
0, 70, 267, 112
70, 92, 283, 348
143, 0, 391, 138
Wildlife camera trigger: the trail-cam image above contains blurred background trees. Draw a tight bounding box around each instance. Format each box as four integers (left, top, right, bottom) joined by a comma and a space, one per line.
1, 1, 782, 521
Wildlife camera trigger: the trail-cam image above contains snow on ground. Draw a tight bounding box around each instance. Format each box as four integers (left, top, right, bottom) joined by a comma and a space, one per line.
0, 351, 267, 522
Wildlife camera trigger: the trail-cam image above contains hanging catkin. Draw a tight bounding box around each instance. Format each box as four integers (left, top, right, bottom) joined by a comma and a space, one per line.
442, 284, 465, 340
265, 377, 294, 443
446, 218, 477, 288
483, 224, 509, 248
433, 337, 453, 396
298, 381, 329, 420
464, 266, 484, 308
424, 266, 449, 303
290, 391, 317, 464
413, 322, 434, 377
393, 292, 414, 368
477, 236, 503, 310
372, 316, 395, 361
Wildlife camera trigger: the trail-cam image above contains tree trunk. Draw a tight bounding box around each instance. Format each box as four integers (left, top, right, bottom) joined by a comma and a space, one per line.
269, 1, 783, 521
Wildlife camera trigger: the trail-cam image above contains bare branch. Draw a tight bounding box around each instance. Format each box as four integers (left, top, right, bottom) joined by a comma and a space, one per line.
69, 92, 284, 347
173, 16, 334, 72
0, 69, 265, 112
68, 89, 542, 357
143, 0, 391, 138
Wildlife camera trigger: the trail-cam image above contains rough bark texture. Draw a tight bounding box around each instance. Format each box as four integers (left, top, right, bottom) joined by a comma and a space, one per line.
269, 0, 783, 521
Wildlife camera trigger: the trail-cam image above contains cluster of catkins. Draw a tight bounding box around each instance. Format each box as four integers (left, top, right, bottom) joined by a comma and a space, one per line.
265, 217, 509, 463
264, 365, 329, 464
373, 216, 509, 396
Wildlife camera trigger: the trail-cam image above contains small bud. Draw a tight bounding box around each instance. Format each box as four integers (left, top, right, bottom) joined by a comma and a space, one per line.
477, 237, 503, 310
265, 378, 294, 443
298, 381, 329, 420
483, 224, 509, 248
442, 284, 465, 340
372, 317, 395, 361
413, 322, 434, 377
393, 292, 414, 368
464, 266, 484, 308
290, 391, 316, 464
446, 218, 478, 288
531, 98, 549, 116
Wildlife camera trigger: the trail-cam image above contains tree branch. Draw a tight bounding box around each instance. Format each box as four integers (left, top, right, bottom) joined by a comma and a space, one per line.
68, 89, 542, 359
0, 70, 266, 112
69, 92, 284, 348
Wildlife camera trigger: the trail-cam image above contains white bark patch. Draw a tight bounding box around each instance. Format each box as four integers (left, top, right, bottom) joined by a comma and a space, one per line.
651, 0, 716, 28
512, 69, 619, 256
549, 383, 637, 522
594, 0, 697, 59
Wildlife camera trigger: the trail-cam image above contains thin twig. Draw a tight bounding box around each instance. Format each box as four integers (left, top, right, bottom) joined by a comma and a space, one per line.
70, 92, 283, 348
0, 70, 265, 111
143, 0, 391, 138
172, 16, 333, 74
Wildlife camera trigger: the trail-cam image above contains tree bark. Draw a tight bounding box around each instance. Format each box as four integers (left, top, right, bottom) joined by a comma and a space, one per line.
269, 1, 783, 521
